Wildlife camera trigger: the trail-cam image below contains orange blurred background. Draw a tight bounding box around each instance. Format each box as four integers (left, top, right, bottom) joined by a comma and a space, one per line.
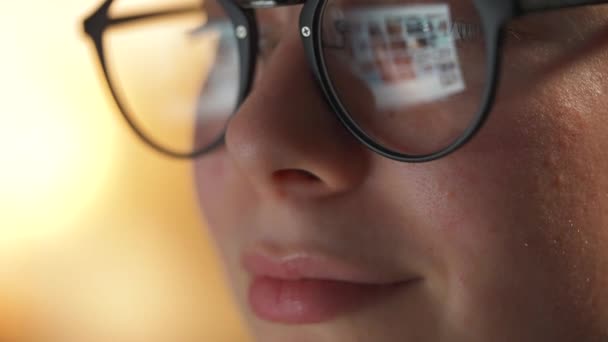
0, 0, 250, 341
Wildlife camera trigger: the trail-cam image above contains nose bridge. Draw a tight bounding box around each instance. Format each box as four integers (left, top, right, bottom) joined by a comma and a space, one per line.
223, 21, 370, 198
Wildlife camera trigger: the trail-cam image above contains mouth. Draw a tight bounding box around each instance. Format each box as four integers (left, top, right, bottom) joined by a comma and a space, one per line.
242, 251, 420, 324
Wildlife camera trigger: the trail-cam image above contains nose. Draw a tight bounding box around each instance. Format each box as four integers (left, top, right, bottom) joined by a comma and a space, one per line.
224, 27, 370, 199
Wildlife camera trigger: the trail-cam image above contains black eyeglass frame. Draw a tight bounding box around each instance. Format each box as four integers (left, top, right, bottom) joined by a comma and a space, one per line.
83, 0, 608, 161
84, 0, 257, 158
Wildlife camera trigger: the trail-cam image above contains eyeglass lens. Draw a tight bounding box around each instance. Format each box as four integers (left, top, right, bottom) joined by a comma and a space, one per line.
320, 0, 488, 156
103, 0, 488, 157
104, 0, 239, 155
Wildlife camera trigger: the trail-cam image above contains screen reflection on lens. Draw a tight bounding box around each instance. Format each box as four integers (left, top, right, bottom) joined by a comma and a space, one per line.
321, 0, 487, 156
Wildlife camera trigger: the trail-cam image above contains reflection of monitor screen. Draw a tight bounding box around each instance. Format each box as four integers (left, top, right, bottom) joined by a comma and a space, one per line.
331, 4, 467, 110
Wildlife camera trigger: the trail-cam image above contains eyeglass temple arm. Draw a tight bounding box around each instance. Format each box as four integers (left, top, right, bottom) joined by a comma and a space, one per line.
107, 6, 202, 27
105, 0, 308, 26
103, 0, 306, 27
518, 0, 608, 12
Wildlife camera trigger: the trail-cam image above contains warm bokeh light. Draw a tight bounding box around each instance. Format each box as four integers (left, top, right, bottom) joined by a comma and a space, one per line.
0, 0, 250, 341
0, 54, 115, 249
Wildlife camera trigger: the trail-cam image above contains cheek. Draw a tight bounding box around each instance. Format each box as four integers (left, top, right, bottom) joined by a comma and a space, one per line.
195, 151, 227, 209
194, 149, 246, 243
430, 40, 608, 250
403, 51, 608, 337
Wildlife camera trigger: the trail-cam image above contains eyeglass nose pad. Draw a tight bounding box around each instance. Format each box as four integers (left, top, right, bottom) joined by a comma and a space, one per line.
298, 0, 325, 72
218, 1, 259, 117
298, 0, 355, 128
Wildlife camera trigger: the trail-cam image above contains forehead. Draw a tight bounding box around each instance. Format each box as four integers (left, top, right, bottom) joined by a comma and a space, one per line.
230, 0, 490, 24
243, 1, 608, 25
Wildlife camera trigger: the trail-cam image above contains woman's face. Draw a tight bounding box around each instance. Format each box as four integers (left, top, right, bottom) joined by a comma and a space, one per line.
194, 4, 608, 341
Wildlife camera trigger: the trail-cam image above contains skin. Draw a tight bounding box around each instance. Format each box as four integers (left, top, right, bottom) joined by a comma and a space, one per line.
194, 3, 608, 341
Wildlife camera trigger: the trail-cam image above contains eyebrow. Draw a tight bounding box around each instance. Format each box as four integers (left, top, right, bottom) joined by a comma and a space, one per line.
237, 0, 608, 12
518, 0, 607, 12
236, 0, 305, 9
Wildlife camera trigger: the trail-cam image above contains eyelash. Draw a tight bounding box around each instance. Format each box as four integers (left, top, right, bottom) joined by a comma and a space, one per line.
451, 23, 528, 47
451, 22, 483, 42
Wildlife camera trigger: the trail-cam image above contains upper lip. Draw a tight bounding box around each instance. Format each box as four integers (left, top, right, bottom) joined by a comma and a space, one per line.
242, 248, 417, 285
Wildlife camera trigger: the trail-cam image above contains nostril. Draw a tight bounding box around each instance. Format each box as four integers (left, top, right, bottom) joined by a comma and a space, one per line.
272, 169, 320, 183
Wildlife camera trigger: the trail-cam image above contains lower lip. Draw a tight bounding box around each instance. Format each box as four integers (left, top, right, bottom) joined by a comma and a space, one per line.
248, 276, 414, 324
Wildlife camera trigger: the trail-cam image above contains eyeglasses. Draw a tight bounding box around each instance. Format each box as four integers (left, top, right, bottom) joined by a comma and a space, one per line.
83, 0, 607, 162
